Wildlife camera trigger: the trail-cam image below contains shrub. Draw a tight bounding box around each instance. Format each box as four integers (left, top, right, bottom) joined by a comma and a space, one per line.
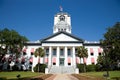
95, 63, 112, 71
12, 65, 19, 71
33, 63, 47, 73
86, 64, 96, 72
95, 64, 102, 71
77, 64, 85, 72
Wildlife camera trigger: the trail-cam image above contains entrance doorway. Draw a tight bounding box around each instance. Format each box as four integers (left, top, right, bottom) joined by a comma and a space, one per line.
59, 58, 64, 66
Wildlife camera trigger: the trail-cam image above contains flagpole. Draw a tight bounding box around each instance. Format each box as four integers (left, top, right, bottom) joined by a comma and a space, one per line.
59, 6, 63, 12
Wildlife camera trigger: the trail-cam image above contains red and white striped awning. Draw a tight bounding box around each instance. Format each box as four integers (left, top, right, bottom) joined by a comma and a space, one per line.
29, 57, 33, 62
45, 58, 48, 63
68, 57, 71, 63
90, 48, 94, 53
91, 58, 95, 63
52, 57, 56, 63
76, 57, 79, 64
31, 48, 34, 53
22, 57, 25, 62
98, 48, 102, 53
83, 58, 87, 63
16, 58, 19, 62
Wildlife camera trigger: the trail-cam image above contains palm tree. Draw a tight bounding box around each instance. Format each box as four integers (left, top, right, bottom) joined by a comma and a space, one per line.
77, 46, 88, 72
34, 47, 45, 72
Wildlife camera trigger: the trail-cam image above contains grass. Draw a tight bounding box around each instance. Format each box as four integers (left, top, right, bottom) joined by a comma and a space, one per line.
0, 71, 120, 80
0, 71, 44, 79
79, 71, 120, 80
109, 71, 120, 78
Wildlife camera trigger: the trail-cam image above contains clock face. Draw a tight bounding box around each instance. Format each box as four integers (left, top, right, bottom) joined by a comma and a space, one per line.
59, 15, 65, 21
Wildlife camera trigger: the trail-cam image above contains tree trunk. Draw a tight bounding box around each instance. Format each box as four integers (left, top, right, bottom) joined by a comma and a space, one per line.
80, 58, 82, 64
38, 57, 40, 72
83, 58, 86, 72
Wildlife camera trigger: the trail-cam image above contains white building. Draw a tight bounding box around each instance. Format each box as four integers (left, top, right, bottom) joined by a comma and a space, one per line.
23, 11, 103, 74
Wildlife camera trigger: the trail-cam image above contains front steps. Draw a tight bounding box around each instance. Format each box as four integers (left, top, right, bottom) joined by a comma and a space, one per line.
49, 66, 75, 74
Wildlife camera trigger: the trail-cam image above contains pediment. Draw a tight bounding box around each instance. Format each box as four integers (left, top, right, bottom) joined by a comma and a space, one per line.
41, 32, 83, 43
47, 33, 78, 41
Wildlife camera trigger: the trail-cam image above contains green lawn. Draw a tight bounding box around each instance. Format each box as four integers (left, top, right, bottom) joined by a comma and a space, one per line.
0, 71, 43, 79
80, 71, 120, 79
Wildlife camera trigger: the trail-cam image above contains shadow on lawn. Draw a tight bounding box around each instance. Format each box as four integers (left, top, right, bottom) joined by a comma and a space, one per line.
0, 74, 53, 80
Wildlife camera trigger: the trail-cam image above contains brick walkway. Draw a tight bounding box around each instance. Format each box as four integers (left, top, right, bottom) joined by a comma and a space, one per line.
45, 74, 78, 80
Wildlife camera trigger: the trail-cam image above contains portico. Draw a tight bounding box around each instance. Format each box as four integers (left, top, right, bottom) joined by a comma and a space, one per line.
44, 46, 78, 67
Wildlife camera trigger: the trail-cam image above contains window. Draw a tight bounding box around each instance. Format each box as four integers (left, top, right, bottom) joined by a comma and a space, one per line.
30, 62, 32, 65
31, 48, 34, 55
46, 49, 49, 56
68, 49, 71, 56
53, 49, 56, 56
58, 28, 60, 31
53, 63, 56, 65
60, 49, 64, 56
98, 52, 101, 56
90, 48, 94, 55
91, 53, 94, 56
75, 48, 78, 54
68, 63, 71, 65
21, 62, 25, 64
31, 52, 33, 55
92, 62, 95, 64
64, 29, 66, 31
23, 52, 26, 55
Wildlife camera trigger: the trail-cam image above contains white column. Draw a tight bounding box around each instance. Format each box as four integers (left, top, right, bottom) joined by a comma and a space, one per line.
48, 46, 52, 66
65, 46, 68, 66
56, 46, 60, 66
73, 46, 76, 67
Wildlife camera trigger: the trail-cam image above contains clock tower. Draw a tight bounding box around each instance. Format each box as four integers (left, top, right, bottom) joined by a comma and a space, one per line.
53, 12, 72, 34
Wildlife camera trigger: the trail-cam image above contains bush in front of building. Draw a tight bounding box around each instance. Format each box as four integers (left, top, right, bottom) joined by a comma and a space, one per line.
12, 65, 19, 71
86, 64, 96, 72
77, 64, 101, 72
95, 64, 101, 71
33, 63, 47, 73
77, 64, 85, 72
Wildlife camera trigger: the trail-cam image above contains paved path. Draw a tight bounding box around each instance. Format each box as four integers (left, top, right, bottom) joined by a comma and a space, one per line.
52, 74, 78, 80
45, 74, 56, 80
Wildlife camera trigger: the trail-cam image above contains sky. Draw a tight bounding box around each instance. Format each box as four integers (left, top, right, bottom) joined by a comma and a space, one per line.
0, 0, 120, 41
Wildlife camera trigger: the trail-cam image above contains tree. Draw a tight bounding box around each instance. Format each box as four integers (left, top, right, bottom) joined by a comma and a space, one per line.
100, 22, 120, 66
100, 22, 120, 77
0, 28, 28, 56
77, 46, 88, 72
97, 54, 110, 71
0, 28, 28, 70
34, 47, 45, 72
